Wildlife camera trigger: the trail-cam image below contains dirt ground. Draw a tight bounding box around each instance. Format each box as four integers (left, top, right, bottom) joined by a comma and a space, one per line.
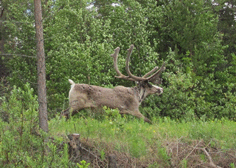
67, 134, 236, 168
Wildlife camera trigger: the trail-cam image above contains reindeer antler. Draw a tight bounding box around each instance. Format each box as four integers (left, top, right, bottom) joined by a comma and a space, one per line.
111, 44, 165, 83
110, 46, 136, 81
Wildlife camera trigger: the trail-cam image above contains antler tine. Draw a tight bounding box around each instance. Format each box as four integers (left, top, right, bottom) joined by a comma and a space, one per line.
142, 66, 159, 78
147, 62, 166, 82
125, 45, 148, 81
111, 47, 136, 81
110, 47, 122, 76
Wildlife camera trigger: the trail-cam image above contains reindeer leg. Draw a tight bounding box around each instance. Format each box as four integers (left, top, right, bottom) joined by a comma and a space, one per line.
64, 98, 87, 118
119, 110, 152, 124
63, 98, 98, 119
61, 107, 77, 119
61, 108, 70, 117
144, 117, 152, 124
132, 111, 152, 124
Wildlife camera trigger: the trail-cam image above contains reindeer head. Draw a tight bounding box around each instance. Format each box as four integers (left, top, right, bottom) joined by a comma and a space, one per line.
138, 81, 163, 95
111, 44, 165, 100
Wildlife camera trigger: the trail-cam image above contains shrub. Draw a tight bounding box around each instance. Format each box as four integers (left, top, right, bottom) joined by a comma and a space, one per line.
0, 84, 74, 167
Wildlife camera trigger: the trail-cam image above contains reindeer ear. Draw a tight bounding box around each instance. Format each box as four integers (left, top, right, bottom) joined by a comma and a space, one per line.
152, 78, 163, 85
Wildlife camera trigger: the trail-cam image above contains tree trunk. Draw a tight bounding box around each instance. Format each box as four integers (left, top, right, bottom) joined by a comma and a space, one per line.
0, 7, 6, 79
34, 0, 48, 132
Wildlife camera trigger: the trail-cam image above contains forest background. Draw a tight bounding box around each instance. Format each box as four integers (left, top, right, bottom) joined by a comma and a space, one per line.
0, 0, 236, 167
0, 0, 235, 120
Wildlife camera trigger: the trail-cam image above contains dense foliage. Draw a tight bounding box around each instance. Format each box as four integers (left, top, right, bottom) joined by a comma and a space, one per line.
1, 0, 235, 120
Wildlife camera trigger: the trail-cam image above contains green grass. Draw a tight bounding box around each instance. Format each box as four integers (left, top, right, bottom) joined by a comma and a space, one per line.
49, 114, 236, 159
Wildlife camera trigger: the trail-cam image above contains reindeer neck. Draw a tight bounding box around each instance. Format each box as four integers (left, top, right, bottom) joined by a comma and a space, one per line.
133, 86, 146, 104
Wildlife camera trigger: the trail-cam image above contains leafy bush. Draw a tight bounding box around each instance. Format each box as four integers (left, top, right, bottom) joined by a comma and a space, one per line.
141, 50, 236, 121
0, 84, 74, 167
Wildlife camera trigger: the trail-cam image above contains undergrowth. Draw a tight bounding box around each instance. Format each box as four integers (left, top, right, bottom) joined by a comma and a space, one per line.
50, 113, 236, 151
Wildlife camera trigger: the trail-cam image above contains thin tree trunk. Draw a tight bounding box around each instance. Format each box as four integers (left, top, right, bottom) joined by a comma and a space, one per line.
34, 0, 48, 132
0, 7, 6, 78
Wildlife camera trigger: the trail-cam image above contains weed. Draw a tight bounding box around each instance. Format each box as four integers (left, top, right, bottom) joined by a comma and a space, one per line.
100, 149, 105, 161
77, 160, 90, 168
181, 159, 188, 168
158, 147, 170, 163
230, 163, 235, 168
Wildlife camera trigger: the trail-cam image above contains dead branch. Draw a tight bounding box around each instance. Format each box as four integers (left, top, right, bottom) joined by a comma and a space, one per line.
198, 147, 222, 168
184, 140, 202, 160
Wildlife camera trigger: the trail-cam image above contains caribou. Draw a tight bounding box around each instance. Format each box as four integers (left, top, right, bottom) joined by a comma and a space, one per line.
63, 44, 165, 123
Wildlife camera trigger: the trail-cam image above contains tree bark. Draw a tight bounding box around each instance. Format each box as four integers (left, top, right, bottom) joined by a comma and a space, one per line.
34, 0, 48, 132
